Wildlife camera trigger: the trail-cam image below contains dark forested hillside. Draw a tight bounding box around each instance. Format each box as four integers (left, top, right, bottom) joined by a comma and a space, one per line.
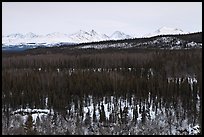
2, 47, 202, 135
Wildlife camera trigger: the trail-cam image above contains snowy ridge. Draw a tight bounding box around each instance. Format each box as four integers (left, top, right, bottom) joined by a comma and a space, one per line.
2, 30, 132, 47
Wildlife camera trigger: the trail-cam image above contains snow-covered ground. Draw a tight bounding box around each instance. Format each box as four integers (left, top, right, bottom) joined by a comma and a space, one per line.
11, 108, 54, 123
78, 36, 202, 49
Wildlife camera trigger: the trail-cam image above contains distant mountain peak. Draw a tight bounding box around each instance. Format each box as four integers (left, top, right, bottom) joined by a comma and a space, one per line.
46, 32, 68, 38
74, 30, 90, 36
110, 31, 132, 40
25, 32, 36, 35
144, 27, 187, 37
90, 29, 98, 36
6, 33, 25, 38
25, 32, 38, 38
157, 27, 184, 33
112, 31, 125, 35
90, 29, 96, 33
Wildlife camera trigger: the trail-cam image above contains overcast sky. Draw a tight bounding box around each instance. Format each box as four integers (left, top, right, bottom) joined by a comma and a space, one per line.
2, 2, 202, 37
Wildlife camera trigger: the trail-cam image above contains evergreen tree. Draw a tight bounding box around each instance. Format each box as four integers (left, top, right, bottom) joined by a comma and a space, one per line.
24, 114, 37, 135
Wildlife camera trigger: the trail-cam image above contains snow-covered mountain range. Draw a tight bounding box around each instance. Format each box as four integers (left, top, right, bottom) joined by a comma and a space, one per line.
2, 27, 200, 51
2, 30, 131, 46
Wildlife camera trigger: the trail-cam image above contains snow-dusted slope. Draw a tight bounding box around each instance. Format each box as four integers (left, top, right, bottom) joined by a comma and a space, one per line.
78, 35, 202, 49
143, 27, 189, 37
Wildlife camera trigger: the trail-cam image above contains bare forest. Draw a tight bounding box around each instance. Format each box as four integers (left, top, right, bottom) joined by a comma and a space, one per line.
2, 48, 202, 135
